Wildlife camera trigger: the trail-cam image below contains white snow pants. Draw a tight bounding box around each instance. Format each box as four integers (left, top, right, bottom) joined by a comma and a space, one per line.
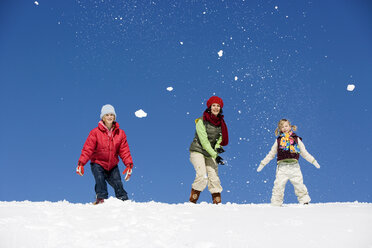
190, 152, 223, 194
271, 161, 311, 206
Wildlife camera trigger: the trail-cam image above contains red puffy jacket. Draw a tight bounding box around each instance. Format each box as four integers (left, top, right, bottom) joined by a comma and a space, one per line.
78, 121, 133, 171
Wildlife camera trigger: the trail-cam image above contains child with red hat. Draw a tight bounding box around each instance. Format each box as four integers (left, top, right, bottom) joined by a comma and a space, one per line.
188, 96, 229, 204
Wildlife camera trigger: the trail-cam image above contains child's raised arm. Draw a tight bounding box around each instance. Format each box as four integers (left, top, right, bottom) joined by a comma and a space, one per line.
298, 139, 320, 169
257, 141, 278, 172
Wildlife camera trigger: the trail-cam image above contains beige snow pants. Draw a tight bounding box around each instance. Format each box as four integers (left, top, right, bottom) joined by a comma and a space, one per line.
190, 152, 223, 194
271, 161, 311, 206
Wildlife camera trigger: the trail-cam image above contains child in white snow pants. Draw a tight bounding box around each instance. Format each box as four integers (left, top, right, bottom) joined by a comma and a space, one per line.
271, 161, 310, 206
257, 119, 320, 206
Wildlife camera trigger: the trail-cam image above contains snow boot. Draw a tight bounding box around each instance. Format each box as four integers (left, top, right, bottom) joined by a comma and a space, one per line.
212, 193, 221, 204
93, 198, 104, 205
189, 188, 201, 203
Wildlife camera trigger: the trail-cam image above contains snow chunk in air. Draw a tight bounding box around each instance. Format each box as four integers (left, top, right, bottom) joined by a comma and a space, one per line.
166, 87, 174, 92
347, 84, 355, 91
135, 109, 147, 118
218, 50, 223, 57
34, 1, 39, 5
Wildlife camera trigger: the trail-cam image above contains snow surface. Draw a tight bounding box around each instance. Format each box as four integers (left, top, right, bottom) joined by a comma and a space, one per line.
1, 199, 371, 248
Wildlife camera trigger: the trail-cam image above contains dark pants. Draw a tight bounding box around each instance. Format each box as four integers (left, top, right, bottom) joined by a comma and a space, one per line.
90, 163, 128, 201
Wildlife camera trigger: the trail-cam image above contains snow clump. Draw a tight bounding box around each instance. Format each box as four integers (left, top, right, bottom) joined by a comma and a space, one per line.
347, 84, 355, 91
135, 109, 147, 118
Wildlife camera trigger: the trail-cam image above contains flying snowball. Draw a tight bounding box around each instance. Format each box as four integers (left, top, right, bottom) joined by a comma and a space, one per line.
135, 109, 147, 118
180, 41, 183, 45
347, 84, 355, 91
234, 76, 238, 81
34, 1, 39, 5
218, 50, 223, 57
166, 87, 174, 92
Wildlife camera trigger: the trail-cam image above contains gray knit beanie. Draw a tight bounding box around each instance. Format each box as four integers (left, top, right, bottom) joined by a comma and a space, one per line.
100, 104, 116, 119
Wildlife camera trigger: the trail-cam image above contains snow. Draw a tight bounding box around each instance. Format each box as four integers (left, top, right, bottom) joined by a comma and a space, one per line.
347, 84, 355, 91
0, 199, 371, 248
234, 76, 238, 81
134, 109, 147, 118
34, 1, 39, 5
218, 50, 223, 57
166, 86, 174, 92
180, 41, 183, 45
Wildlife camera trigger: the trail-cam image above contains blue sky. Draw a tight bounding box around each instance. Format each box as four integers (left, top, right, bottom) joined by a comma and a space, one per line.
1, 0, 371, 204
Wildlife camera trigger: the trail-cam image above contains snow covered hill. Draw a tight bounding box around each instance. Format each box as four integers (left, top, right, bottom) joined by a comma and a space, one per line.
1, 199, 371, 248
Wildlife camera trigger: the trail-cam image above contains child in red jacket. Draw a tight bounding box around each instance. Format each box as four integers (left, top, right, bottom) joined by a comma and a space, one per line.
76, 104, 134, 205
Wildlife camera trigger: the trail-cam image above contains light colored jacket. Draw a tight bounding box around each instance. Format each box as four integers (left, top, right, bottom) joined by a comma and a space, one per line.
260, 138, 317, 166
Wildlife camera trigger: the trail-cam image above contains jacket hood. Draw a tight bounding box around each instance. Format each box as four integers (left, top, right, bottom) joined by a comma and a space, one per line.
98, 121, 120, 133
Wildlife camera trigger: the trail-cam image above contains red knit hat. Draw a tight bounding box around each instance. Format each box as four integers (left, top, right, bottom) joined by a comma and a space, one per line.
207, 96, 224, 108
